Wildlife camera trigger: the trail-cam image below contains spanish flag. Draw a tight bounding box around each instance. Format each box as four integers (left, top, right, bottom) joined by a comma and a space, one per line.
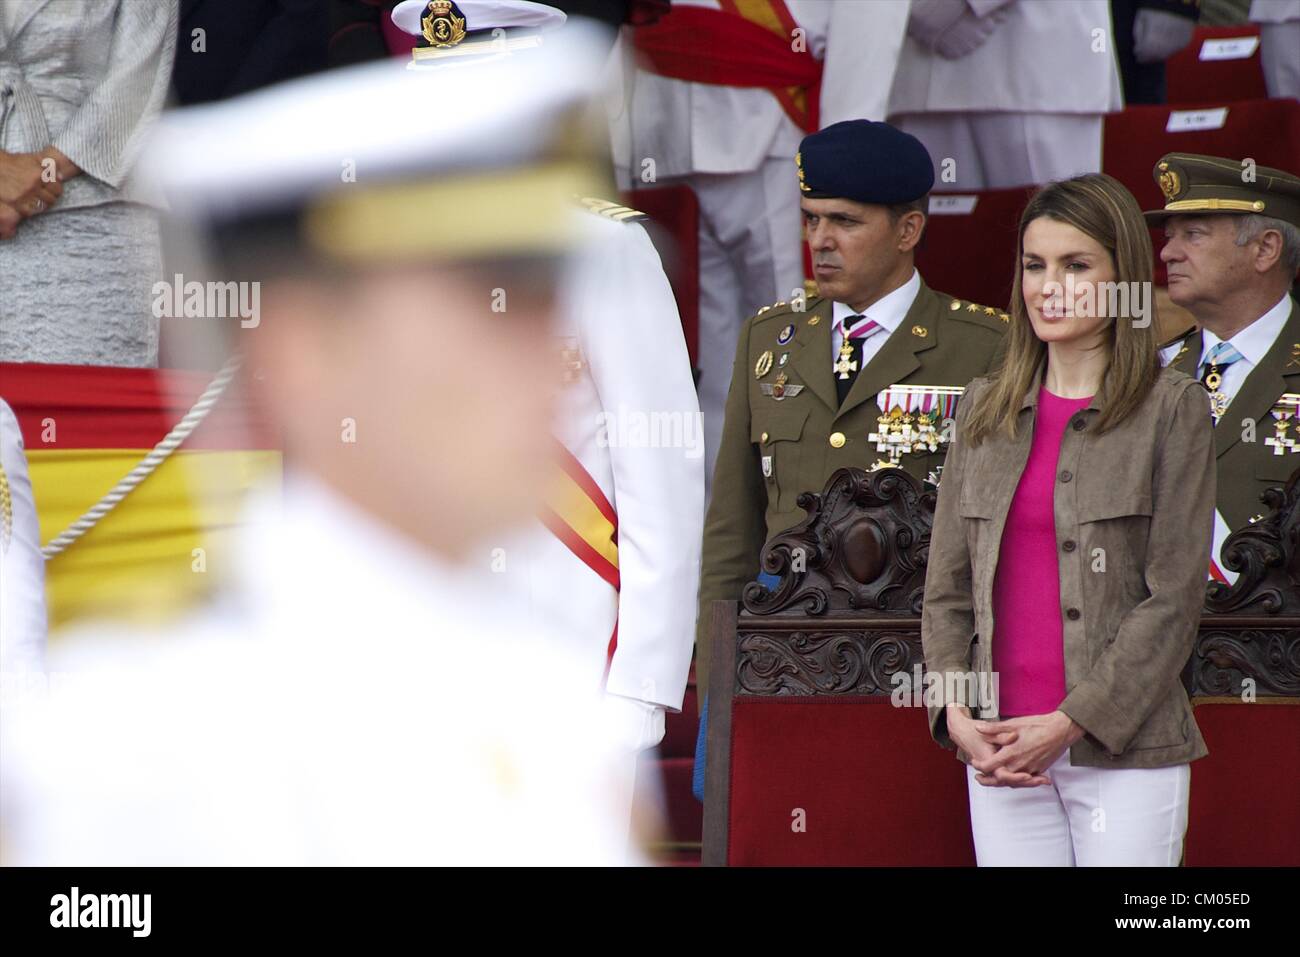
0, 362, 280, 630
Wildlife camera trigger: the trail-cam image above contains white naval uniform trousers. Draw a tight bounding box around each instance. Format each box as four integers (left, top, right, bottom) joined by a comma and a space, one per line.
1251, 0, 1300, 99
889, 0, 1124, 190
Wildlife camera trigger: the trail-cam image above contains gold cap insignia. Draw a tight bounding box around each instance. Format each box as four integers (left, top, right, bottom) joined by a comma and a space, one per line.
423, 0, 467, 48
795, 151, 810, 194
1157, 162, 1181, 202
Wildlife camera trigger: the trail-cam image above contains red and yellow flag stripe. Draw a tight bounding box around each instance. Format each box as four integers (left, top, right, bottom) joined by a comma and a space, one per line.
540, 441, 619, 592
1, 362, 280, 630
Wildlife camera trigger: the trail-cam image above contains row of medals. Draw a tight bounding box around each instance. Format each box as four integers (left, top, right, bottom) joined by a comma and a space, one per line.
1204, 360, 1300, 454
757, 334, 954, 478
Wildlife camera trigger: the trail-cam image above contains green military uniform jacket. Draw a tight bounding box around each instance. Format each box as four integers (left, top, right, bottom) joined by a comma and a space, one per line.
697, 279, 1009, 678
1164, 296, 1300, 533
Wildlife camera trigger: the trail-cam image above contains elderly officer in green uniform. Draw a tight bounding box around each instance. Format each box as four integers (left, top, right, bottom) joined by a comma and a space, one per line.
696, 119, 1009, 687
1152, 153, 1300, 540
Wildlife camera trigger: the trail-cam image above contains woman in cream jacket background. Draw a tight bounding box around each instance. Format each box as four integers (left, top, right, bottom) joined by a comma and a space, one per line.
922, 174, 1215, 866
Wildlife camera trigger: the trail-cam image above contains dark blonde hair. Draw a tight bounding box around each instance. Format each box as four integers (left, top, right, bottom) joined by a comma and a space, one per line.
963, 174, 1160, 445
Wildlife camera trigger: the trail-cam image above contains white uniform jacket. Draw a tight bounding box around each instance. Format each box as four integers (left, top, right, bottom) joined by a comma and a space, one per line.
497, 209, 704, 717
0, 397, 46, 674
0, 475, 638, 866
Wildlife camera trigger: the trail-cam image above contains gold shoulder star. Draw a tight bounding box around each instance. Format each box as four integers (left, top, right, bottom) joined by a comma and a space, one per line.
967, 303, 980, 312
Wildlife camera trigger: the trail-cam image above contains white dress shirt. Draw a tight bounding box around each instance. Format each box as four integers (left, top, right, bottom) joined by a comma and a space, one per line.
830, 268, 922, 368
1159, 294, 1293, 410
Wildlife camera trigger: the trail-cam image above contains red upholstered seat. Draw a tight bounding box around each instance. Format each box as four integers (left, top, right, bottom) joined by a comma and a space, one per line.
1102, 98, 1300, 284
1184, 699, 1300, 867
1166, 25, 1267, 106
621, 185, 701, 367
726, 696, 975, 866
915, 188, 1035, 313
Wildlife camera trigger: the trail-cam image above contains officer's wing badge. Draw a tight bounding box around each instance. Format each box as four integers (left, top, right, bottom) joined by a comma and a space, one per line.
759, 372, 803, 400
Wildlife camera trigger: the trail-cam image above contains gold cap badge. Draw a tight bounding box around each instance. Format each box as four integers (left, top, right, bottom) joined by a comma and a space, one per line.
1145, 153, 1300, 227
422, 0, 467, 48
1158, 162, 1181, 202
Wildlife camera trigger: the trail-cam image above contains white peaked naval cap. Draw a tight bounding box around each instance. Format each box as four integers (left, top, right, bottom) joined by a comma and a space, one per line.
133, 23, 610, 262
390, 0, 567, 37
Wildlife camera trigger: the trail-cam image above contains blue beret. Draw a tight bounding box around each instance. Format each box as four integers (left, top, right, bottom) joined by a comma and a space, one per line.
796, 120, 935, 205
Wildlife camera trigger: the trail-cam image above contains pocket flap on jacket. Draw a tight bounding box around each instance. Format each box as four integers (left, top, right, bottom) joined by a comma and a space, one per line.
1078, 493, 1153, 522
752, 407, 810, 444
958, 491, 994, 519
1256, 458, 1300, 485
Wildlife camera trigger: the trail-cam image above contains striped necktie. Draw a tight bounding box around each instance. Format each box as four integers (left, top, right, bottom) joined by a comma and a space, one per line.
1199, 341, 1244, 424
835, 314, 882, 405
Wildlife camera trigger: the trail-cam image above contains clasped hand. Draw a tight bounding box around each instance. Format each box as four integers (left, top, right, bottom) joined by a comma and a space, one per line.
947, 703, 1085, 788
0, 147, 71, 239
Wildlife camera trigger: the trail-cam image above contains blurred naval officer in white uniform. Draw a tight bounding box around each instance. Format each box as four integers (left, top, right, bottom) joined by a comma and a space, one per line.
0, 397, 46, 675
608, 0, 912, 493
391, 1, 705, 802
0, 25, 644, 866
889, 0, 1124, 189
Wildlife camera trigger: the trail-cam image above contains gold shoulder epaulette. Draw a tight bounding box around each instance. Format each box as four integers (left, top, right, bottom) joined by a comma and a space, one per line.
577, 196, 648, 224
948, 297, 1010, 324
754, 298, 793, 319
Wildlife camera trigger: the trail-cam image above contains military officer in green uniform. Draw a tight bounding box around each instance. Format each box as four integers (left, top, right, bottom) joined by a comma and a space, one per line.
1150, 153, 1300, 534
697, 119, 1009, 683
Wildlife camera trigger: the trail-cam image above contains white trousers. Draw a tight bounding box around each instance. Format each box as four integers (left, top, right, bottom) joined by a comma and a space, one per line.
687, 158, 804, 500
892, 112, 1105, 190
966, 751, 1190, 866
1260, 22, 1300, 100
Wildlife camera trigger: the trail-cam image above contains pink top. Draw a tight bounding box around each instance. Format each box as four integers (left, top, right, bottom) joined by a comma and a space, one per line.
991, 386, 1093, 717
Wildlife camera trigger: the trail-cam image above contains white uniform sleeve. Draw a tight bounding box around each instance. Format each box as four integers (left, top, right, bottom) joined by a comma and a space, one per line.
0, 398, 47, 674
578, 221, 704, 712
